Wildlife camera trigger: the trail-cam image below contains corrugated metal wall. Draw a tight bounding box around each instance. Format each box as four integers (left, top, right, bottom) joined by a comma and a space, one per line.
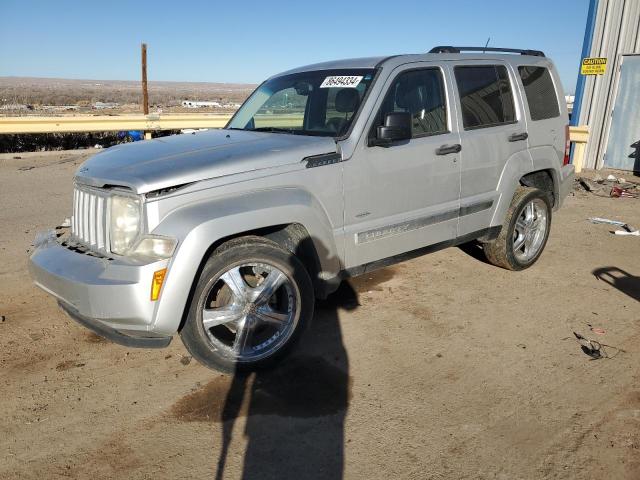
574, 0, 640, 169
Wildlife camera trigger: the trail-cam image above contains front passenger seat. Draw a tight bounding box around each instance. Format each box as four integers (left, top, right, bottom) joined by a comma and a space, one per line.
325, 88, 360, 134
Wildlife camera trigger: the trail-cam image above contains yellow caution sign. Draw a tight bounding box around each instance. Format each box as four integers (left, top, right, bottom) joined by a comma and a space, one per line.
581, 57, 607, 75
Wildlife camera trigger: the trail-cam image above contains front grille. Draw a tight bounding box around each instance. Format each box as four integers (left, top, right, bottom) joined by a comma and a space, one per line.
70, 185, 109, 254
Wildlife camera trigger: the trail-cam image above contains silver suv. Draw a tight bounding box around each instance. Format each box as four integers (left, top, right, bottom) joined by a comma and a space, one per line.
30, 46, 575, 372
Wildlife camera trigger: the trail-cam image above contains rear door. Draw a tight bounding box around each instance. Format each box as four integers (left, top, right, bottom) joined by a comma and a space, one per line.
452, 61, 530, 236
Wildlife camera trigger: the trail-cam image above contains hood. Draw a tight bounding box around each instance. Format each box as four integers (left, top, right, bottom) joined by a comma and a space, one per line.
74, 129, 337, 194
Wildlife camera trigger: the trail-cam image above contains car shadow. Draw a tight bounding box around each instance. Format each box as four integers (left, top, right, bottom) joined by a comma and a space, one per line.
592, 266, 640, 302
457, 240, 491, 265
214, 241, 357, 480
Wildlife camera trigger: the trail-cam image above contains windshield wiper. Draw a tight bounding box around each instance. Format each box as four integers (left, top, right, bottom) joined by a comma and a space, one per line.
250, 127, 297, 134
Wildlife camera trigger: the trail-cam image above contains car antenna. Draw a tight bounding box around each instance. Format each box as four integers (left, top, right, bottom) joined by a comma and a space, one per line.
483, 37, 491, 54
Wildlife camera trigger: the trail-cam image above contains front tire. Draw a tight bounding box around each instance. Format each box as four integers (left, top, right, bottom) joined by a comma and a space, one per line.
483, 186, 552, 271
180, 236, 314, 372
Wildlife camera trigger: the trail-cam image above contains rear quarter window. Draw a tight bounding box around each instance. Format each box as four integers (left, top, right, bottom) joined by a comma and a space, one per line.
518, 66, 560, 121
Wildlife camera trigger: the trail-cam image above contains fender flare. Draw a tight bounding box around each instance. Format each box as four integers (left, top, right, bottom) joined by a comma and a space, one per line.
490, 148, 562, 226
490, 150, 533, 227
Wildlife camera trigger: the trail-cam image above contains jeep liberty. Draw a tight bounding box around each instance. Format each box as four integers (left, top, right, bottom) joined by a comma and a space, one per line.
30, 46, 575, 371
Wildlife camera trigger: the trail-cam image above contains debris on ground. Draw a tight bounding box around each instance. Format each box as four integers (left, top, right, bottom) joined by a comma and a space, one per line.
180, 356, 192, 366
588, 217, 639, 236
569, 331, 625, 360
1, 315, 5, 323
56, 218, 71, 229
574, 173, 639, 198
578, 178, 599, 192
589, 217, 631, 228
610, 185, 638, 198
588, 324, 606, 335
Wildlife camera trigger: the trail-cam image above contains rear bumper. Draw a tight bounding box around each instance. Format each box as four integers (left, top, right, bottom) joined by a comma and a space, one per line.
557, 164, 575, 209
29, 237, 173, 346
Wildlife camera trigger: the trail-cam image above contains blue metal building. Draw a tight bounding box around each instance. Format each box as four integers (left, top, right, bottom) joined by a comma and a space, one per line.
573, 0, 640, 172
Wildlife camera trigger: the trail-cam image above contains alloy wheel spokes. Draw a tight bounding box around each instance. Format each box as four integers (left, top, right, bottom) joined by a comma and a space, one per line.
516, 217, 528, 232
513, 233, 527, 252
202, 305, 244, 329
254, 306, 289, 326
201, 262, 298, 361
220, 267, 249, 301
251, 269, 286, 305
512, 199, 548, 262
233, 315, 253, 355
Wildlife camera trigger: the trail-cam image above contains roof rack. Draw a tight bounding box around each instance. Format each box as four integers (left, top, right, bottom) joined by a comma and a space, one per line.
429, 46, 545, 57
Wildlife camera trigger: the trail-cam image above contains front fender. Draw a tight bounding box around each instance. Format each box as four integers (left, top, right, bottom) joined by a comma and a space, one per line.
149, 187, 341, 335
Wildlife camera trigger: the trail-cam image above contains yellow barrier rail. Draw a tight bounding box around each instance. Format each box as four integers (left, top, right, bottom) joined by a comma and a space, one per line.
0, 116, 590, 172
0, 114, 233, 134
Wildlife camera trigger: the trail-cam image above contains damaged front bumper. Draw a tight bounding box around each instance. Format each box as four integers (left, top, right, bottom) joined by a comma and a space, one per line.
28, 233, 172, 348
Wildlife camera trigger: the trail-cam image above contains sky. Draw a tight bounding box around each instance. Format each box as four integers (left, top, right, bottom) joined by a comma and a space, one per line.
0, 0, 589, 93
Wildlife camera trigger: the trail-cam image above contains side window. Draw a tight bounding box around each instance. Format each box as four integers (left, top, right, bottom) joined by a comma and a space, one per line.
377, 68, 448, 137
518, 66, 560, 121
454, 65, 516, 129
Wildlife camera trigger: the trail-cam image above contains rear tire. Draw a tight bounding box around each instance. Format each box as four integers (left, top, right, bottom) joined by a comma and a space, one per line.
180, 236, 314, 373
483, 187, 552, 271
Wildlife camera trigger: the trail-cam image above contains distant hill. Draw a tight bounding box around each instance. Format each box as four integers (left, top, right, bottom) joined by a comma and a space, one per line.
0, 76, 256, 112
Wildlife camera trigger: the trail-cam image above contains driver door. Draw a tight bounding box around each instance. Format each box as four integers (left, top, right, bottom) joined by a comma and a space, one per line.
343, 64, 462, 268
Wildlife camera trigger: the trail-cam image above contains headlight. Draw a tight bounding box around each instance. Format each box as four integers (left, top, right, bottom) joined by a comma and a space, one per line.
110, 195, 141, 254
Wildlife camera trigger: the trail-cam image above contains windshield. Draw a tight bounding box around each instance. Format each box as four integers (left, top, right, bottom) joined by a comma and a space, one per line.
227, 69, 377, 137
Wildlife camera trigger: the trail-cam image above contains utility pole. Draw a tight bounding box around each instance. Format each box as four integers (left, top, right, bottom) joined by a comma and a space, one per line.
141, 43, 151, 139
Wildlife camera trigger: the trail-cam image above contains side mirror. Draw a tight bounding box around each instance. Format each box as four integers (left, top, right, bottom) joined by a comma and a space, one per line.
373, 112, 412, 146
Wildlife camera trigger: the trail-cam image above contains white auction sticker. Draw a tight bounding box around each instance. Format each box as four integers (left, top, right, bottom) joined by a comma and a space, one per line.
320, 75, 363, 88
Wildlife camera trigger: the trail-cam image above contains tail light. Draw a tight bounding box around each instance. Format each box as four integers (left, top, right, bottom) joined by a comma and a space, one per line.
563, 125, 571, 166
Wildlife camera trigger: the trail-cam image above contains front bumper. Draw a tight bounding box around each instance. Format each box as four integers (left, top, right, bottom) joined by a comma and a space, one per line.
29, 237, 173, 347
59, 301, 171, 348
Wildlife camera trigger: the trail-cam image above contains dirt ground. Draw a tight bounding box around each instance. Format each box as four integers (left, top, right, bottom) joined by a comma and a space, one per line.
0, 150, 639, 480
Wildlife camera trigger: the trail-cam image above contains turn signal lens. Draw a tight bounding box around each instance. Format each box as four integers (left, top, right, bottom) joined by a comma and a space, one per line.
133, 236, 177, 259
151, 268, 167, 301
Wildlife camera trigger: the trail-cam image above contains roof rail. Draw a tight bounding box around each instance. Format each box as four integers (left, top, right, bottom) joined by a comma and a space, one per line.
429, 46, 545, 57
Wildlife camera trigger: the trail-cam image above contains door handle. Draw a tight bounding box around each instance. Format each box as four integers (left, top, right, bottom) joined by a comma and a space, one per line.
436, 144, 462, 155
508, 132, 529, 142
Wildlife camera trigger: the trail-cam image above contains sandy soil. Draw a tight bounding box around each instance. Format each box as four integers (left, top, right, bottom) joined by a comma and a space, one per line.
0, 151, 639, 480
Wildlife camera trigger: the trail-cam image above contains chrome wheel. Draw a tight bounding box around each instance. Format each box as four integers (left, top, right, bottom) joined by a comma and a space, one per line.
512, 198, 548, 262
200, 262, 299, 362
